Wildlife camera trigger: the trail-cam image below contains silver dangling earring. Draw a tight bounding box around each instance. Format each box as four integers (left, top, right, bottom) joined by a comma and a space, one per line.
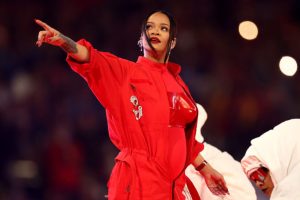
137, 40, 143, 52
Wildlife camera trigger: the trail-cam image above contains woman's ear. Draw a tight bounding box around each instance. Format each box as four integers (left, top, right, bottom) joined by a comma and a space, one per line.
171, 38, 177, 49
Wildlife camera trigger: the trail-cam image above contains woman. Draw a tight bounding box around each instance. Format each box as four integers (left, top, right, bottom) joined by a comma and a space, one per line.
35, 10, 228, 199
241, 119, 300, 199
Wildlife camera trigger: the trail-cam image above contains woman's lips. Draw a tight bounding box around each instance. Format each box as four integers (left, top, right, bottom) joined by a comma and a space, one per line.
150, 37, 160, 43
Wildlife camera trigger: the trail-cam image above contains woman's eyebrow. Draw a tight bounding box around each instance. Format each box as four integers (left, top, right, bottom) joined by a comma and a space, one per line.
147, 21, 170, 27
160, 23, 170, 27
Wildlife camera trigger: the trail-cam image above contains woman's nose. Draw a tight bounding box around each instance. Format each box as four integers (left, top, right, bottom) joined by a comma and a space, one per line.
150, 28, 159, 35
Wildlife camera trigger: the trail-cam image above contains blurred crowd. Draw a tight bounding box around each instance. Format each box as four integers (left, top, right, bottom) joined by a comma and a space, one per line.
0, 0, 300, 199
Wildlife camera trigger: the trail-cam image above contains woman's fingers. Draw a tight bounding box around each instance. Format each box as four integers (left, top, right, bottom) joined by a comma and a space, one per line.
208, 185, 224, 195
36, 30, 46, 47
218, 183, 229, 195
207, 180, 229, 196
35, 19, 62, 47
217, 180, 229, 194
36, 30, 52, 47
35, 19, 52, 32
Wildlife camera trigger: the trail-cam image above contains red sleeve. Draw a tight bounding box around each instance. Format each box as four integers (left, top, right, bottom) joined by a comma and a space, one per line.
66, 39, 133, 110
185, 125, 204, 165
191, 140, 204, 161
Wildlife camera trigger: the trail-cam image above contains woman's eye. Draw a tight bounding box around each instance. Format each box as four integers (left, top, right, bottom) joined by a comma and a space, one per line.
161, 27, 169, 32
146, 24, 152, 30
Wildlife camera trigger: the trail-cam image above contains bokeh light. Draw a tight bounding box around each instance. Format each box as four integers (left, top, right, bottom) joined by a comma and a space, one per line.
279, 56, 298, 76
238, 20, 259, 40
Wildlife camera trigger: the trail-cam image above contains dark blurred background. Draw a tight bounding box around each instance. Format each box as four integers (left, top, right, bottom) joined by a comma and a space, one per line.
0, 0, 300, 199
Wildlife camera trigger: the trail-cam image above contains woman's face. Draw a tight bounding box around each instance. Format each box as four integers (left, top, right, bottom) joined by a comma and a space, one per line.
250, 168, 274, 197
141, 12, 174, 62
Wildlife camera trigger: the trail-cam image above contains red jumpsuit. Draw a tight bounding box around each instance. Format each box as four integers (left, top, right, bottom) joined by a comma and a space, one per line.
66, 39, 204, 199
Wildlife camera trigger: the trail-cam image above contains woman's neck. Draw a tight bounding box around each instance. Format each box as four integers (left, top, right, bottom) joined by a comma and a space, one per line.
144, 51, 168, 64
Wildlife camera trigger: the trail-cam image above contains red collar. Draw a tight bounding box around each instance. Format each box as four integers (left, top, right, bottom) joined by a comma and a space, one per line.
136, 56, 181, 76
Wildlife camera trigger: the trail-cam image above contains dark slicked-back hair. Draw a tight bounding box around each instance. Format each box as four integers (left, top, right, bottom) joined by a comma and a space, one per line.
141, 10, 177, 63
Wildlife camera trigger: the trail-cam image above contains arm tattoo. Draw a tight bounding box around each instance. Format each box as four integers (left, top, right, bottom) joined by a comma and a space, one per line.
59, 33, 78, 54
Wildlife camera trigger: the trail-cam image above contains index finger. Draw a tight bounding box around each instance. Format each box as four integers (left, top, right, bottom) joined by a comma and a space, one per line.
35, 19, 52, 31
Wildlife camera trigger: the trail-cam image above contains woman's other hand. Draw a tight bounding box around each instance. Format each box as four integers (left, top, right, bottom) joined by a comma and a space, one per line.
200, 164, 229, 196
